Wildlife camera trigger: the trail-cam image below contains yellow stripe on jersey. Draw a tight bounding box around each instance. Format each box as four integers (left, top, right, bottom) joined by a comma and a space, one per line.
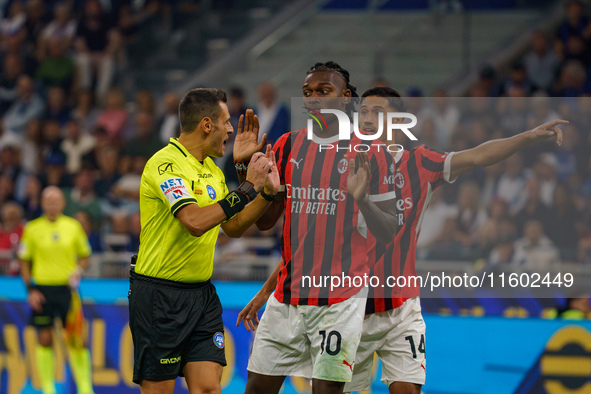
17, 215, 91, 286
136, 138, 229, 282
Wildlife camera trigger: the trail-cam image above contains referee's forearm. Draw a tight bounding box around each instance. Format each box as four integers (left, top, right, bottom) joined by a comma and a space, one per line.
221, 196, 273, 238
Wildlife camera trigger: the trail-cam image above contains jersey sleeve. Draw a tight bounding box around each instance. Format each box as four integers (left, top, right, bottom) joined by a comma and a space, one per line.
368, 145, 396, 203
74, 222, 92, 258
274, 133, 290, 192
17, 224, 32, 261
417, 145, 458, 187
143, 160, 198, 216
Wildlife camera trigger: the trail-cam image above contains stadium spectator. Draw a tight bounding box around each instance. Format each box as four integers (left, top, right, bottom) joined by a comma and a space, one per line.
37, 3, 77, 60
549, 184, 579, 261
416, 188, 456, 252
94, 87, 129, 145
108, 155, 145, 212
93, 146, 121, 199
61, 120, 96, 174
3, 75, 45, 136
42, 86, 71, 125
255, 81, 289, 145
0, 174, 16, 206
39, 150, 70, 188
71, 88, 101, 134
0, 53, 23, 114
513, 219, 560, 270
554, 60, 590, 96
479, 162, 503, 206
124, 111, 163, 159
127, 210, 140, 253
429, 89, 460, 146
487, 233, 517, 268
0, 1, 27, 47
514, 176, 552, 235
496, 153, 530, 213
0, 201, 24, 274
454, 181, 488, 239
523, 31, 559, 92
75, 210, 103, 253
40, 119, 65, 162
228, 86, 247, 132
35, 37, 74, 90
20, 175, 42, 220
63, 169, 101, 223
534, 153, 559, 206
74, 0, 121, 103
502, 61, 533, 96
24, 0, 46, 51
156, 91, 180, 143
555, 0, 591, 59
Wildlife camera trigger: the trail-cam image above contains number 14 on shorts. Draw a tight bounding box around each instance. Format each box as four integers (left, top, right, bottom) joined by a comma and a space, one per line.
405, 334, 426, 358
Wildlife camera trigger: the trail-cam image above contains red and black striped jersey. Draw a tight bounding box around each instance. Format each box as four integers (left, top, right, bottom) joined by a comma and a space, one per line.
272, 128, 396, 306
366, 145, 456, 314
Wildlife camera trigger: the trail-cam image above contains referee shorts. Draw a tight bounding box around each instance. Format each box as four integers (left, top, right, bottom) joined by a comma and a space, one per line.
128, 271, 226, 384
31, 285, 72, 328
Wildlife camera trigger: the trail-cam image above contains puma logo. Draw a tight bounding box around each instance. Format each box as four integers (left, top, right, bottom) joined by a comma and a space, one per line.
290, 158, 303, 170
342, 360, 355, 372
420, 363, 426, 372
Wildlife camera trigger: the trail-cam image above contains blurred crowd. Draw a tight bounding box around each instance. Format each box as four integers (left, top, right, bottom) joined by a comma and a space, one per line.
0, 0, 590, 278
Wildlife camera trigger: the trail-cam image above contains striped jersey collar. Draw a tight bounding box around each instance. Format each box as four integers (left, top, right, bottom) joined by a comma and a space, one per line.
169, 138, 188, 157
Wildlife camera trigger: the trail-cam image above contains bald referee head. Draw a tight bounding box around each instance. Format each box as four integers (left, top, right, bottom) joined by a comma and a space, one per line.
41, 186, 66, 221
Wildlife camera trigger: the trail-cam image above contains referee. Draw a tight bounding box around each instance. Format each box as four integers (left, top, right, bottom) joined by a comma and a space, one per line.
18, 186, 94, 394
130, 88, 279, 394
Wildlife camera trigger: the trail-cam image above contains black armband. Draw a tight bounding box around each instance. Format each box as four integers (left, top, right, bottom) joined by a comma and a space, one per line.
218, 182, 257, 219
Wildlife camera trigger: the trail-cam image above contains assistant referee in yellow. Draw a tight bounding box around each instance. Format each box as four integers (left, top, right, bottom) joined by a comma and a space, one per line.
18, 186, 94, 394
130, 88, 279, 394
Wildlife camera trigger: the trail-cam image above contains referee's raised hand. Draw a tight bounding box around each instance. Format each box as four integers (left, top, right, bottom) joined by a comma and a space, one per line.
234, 109, 267, 163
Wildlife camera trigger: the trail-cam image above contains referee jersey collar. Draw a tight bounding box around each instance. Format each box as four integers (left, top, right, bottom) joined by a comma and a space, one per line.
169, 138, 189, 158
168, 138, 207, 166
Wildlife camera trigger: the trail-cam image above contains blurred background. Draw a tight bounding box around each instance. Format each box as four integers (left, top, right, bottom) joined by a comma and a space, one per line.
0, 0, 590, 393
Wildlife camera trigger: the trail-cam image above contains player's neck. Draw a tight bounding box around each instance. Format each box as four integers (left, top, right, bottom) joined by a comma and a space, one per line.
45, 213, 61, 222
178, 133, 207, 162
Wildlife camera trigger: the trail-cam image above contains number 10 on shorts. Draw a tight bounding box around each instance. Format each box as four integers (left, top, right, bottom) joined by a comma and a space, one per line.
319, 330, 342, 355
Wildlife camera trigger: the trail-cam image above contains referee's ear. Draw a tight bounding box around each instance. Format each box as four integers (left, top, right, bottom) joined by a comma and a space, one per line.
200, 116, 213, 134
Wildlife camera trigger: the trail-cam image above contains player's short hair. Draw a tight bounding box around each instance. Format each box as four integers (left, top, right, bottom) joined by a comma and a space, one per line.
362, 87, 406, 112
307, 61, 359, 98
307, 61, 359, 116
179, 88, 227, 133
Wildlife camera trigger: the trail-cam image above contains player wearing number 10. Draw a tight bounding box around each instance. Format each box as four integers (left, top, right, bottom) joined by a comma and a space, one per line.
343, 87, 568, 394
130, 88, 279, 394
237, 62, 398, 394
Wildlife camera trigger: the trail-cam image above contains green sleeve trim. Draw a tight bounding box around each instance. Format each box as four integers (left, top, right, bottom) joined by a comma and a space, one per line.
171, 198, 198, 215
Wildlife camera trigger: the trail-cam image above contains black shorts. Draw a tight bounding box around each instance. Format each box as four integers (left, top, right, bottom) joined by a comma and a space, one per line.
128, 271, 226, 384
32, 285, 72, 328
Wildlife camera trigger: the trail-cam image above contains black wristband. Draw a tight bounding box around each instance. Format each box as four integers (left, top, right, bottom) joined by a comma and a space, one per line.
218, 189, 250, 219
260, 189, 276, 202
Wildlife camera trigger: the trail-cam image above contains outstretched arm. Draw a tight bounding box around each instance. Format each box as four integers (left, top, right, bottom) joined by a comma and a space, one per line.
236, 259, 282, 331
450, 119, 568, 180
